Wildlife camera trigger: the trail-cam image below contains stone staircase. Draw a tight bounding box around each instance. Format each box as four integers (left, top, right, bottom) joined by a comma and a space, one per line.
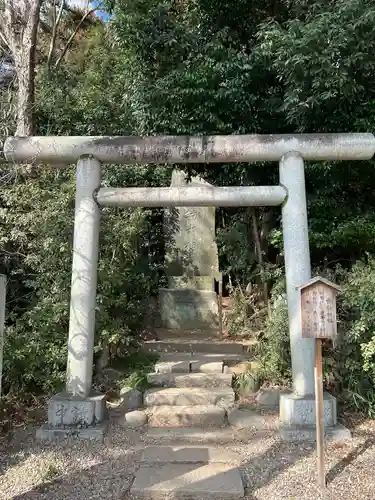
129, 329, 256, 499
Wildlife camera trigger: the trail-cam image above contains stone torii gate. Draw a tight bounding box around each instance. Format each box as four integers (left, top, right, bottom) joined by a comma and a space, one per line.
2, 133, 375, 440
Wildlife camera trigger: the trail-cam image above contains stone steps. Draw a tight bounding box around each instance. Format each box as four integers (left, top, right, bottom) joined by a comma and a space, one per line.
139, 445, 240, 465
130, 445, 245, 499
190, 358, 224, 374
130, 338, 248, 498
155, 357, 224, 374
154, 328, 222, 340
154, 353, 249, 375
144, 339, 251, 355
130, 462, 245, 499
144, 426, 274, 445
147, 372, 233, 388
147, 405, 227, 427
144, 387, 235, 407
156, 352, 250, 362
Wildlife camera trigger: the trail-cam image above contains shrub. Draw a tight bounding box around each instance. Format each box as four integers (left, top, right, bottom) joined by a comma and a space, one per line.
0, 164, 170, 395
338, 256, 375, 416
256, 276, 291, 385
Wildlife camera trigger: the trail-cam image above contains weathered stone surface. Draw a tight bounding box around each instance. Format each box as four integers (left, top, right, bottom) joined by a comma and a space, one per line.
190, 359, 224, 374
143, 339, 246, 355
47, 392, 106, 428
140, 445, 240, 465
158, 353, 247, 362
165, 170, 219, 280
154, 328, 221, 340
119, 386, 143, 411
144, 387, 235, 407
227, 408, 267, 429
36, 423, 107, 442
123, 410, 148, 427
147, 373, 233, 389
148, 405, 226, 427
159, 288, 219, 330
279, 392, 337, 427
159, 170, 220, 330
130, 463, 245, 499
256, 388, 283, 408
155, 360, 190, 374
279, 423, 351, 441
145, 427, 270, 445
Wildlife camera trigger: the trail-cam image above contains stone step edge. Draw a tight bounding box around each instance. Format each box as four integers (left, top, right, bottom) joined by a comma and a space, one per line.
143, 387, 235, 408
147, 404, 227, 428
154, 359, 225, 374
156, 353, 251, 360
145, 426, 275, 443
143, 340, 252, 355
139, 445, 241, 465
130, 463, 245, 499
147, 372, 234, 388
144, 387, 235, 395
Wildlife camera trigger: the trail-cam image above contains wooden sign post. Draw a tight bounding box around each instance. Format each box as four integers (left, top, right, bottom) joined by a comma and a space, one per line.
297, 276, 341, 489
218, 272, 223, 337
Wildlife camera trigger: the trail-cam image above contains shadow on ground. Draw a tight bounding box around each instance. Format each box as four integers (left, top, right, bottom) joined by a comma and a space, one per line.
7, 436, 315, 500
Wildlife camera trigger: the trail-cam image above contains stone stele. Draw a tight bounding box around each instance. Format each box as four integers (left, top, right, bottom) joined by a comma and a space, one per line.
159, 170, 219, 329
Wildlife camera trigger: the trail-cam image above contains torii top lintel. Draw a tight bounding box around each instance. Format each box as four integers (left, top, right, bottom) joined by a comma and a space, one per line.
1, 133, 375, 165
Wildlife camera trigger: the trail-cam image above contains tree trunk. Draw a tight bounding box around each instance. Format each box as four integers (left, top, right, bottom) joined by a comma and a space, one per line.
1, 0, 42, 136
251, 208, 269, 313
14, 49, 36, 136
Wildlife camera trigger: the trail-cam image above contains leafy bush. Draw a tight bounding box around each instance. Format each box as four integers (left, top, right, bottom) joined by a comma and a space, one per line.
256, 277, 291, 385
253, 260, 375, 416
224, 286, 268, 338
338, 256, 375, 416
1, 164, 170, 394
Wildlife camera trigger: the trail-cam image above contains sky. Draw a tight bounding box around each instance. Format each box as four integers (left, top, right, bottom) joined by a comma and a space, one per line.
66, 0, 111, 22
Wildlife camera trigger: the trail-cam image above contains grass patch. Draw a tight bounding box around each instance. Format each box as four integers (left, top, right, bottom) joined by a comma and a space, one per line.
40, 461, 63, 482
109, 349, 159, 393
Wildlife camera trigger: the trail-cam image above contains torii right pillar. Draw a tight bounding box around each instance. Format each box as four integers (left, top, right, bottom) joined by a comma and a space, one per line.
278, 152, 351, 440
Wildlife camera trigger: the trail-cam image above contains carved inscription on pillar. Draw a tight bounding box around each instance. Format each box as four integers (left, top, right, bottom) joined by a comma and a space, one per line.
164, 170, 219, 284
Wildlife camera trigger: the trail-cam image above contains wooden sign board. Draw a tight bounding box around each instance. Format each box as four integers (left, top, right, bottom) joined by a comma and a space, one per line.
297, 277, 341, 339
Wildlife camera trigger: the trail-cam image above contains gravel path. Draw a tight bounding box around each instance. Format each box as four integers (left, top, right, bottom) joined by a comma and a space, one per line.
1, 414, 374, 500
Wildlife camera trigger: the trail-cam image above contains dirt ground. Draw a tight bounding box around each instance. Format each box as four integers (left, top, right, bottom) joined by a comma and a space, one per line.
0, 401, 374, 500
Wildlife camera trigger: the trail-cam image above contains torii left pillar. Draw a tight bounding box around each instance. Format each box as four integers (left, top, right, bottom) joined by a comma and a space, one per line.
37, 156, 106, 441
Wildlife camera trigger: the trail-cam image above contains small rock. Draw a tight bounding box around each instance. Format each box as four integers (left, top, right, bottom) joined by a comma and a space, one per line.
255, 387, 281, 408
228, 408, 265, 429
123, 410, 148, 427
119, 386, 143, 411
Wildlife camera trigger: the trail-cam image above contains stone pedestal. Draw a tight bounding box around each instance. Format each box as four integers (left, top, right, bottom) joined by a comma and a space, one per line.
279, 392, 351, 441
159, 288, 219, 329
37, 392, 107, 441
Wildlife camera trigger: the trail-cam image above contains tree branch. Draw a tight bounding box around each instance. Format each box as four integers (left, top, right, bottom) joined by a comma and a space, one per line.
55, 7, 97, 68
47, 0, 65, 68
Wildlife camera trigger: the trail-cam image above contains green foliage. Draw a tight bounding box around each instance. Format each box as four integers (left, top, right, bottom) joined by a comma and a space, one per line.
256, 277, 292, 385
216, 214, 257, 283
40, 461, 63, 482
338, 256, 375, 416
224, 286, 267, 338
114, 350, 158, 391
3, 0, 375, 418
36, 25, 135, 136
0, 164, 169, 394
254, 260, 375, 416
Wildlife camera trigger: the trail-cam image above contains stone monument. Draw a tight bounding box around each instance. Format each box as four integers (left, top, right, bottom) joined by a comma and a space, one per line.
159, 170, 220, 329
